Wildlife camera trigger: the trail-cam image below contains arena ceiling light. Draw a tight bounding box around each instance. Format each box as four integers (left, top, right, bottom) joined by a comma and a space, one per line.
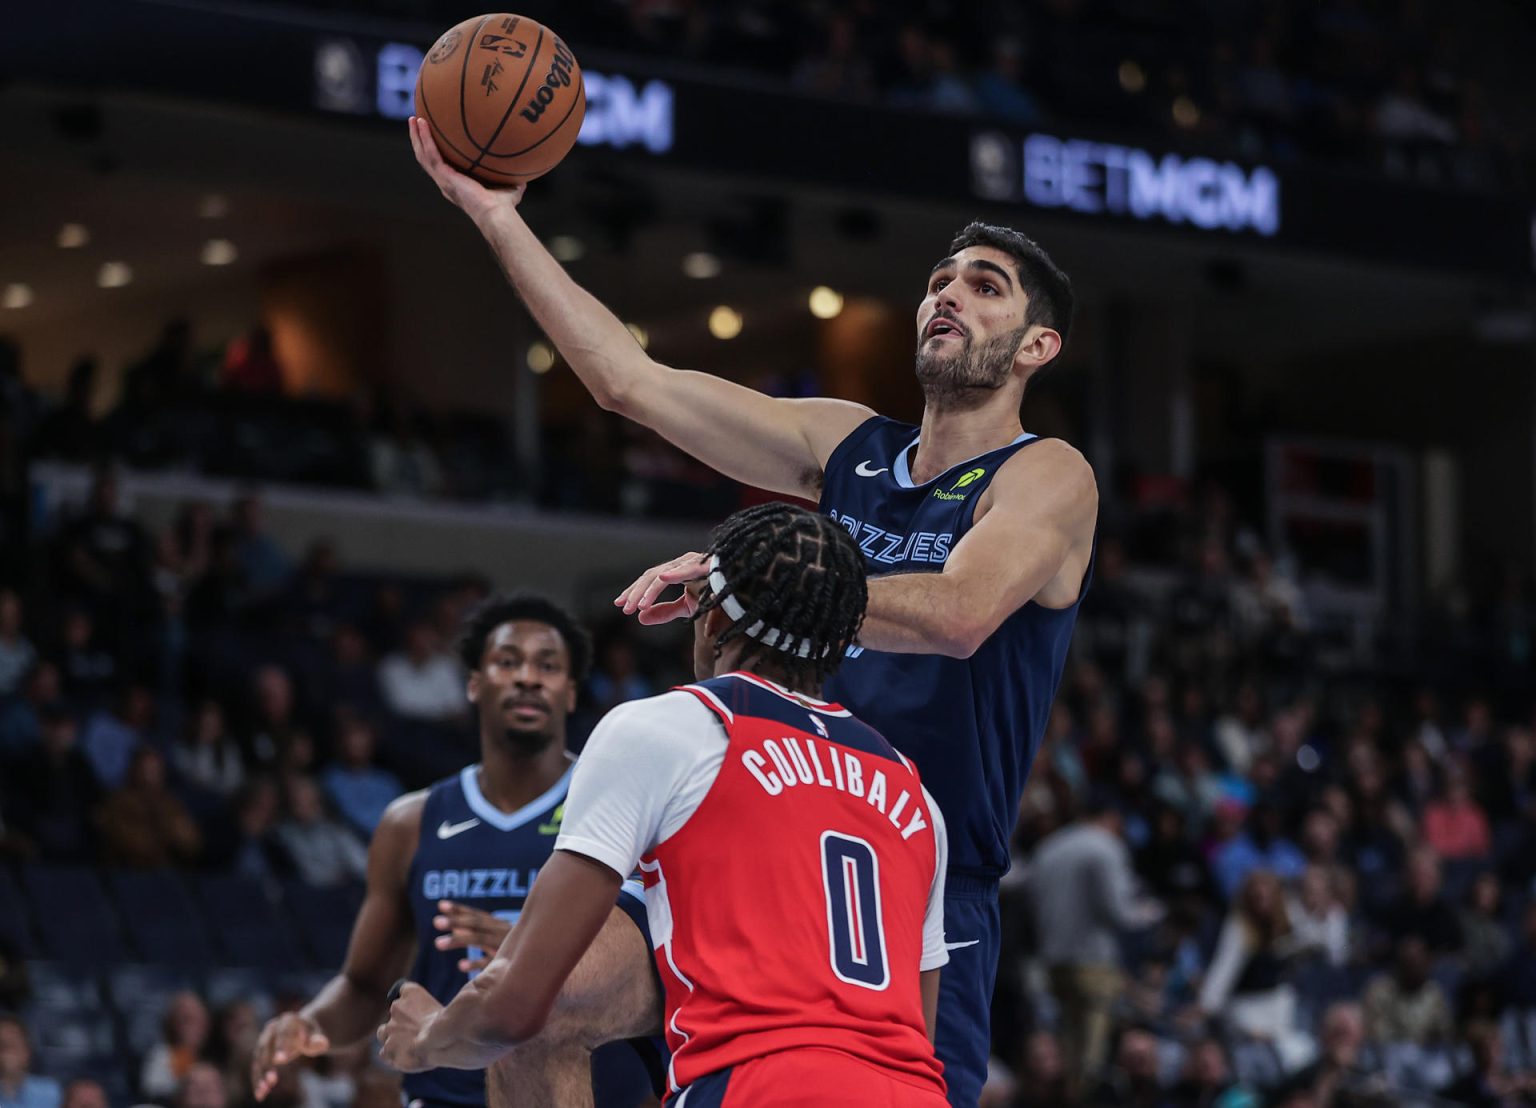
526, 341, 556, 373
549, 235, 585, 262
809, 286, 844, 320
682, 251, 721, 279
1118, 60, 1146, 94
199, 194, 229, 219
97, 262, 132, 288
56, 223, 89, 249
708, 305, 742, 340
201, 239, 239, 266
625, 322, 649, 350
2, 284, 33, 310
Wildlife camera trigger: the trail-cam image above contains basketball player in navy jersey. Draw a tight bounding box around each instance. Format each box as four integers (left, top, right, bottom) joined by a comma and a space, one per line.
251, 594, 661, 1108
411, 119, 1096, 1106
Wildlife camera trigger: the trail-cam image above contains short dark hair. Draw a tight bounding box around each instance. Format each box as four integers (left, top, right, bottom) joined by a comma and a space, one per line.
456, 593, 592, 682
696, 503, 868, 688
948, 222, 1074, 345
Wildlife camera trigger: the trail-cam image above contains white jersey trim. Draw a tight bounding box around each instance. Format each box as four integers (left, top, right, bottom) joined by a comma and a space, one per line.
891, 430, 1037, 489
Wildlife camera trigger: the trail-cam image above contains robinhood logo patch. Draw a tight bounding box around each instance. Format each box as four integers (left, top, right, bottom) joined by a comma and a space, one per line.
933, 468, 986, 501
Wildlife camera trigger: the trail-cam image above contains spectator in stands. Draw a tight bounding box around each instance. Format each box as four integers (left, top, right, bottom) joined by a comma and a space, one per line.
96, 745, 202, 868
1503, 901, 1536, 1012
973, 37, 1042, 126
1009, 1029, 1067, 1108
4, 705, 100, 861
1362, 936, 1452, 1047
1168, 1038, 1251, 1108
1029, 794, 1161, 1098
1087, 1026, 1164, 1108
272, 774, 366, 887
53, 608, 115, 709
320, 713, 400, 837
171, 699, 245, 800
286, 540, 350, 643
175, 1060, 227, 1108
243, 665, 302, 770
226, 776, 283, 879
1198, 870, 1311, 1071
1287, 866, 1349, 967
55, 466, 150, 633
140, 991, 211, 1102
78, 683, 154, 790
0, 661, 59, 758
1214, 682, 1267, 777
368, 407, 444, 499
34, 356, 99, 464
0, 591, 35, 698
322, 623, 381, 711
1286, 1001, 1385, 1108
0, 1015, 59, 1108
1440, 1020, 1526, 1107
206, 1001, 258, 1107
1459, 871, 1513, 981
1422, 770, 1493, 861
791, 13, 875, 101
377, 621, 463, 723
220, 324, 284, 393
230, 492, 292, 603
57, 1079, 105, 1108
1383, 846, 1463, 954
586, 633, 652, 713
1212, 801, 1307, 901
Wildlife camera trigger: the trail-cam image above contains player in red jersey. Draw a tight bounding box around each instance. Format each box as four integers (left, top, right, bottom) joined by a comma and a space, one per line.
379, 503, 950, 1106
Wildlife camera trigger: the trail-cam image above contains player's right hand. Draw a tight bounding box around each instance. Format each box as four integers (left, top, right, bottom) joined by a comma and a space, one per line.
433, 900, 513, 972
614, 551, 710, 625
251, 1012, 330, 1101
408, 116, 525, 223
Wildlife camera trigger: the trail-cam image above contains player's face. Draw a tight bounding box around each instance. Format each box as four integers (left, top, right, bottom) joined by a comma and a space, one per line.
915, 246, 1032, 398
469, 620, 577, 746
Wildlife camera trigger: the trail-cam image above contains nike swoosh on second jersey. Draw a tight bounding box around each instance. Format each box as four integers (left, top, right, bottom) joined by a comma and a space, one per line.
437, 817, 482, 839
854, 459, 889, 477
944, 939, 981, 951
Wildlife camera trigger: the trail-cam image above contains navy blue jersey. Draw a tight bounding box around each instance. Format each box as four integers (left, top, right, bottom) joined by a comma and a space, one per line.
404, 764, 572, 1106
819, 416, 1091, 877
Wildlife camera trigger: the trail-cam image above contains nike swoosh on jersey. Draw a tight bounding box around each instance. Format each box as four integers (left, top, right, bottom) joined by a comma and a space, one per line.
855, 460, 889, 477
436, 817, 482, 839
944, 938, 981, 951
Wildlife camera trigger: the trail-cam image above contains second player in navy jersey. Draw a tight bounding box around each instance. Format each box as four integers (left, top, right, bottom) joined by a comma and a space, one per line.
252, 594, 662, 1108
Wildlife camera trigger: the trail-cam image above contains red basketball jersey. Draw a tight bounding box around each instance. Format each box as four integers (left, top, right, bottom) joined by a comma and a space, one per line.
640, 673, 947, 1100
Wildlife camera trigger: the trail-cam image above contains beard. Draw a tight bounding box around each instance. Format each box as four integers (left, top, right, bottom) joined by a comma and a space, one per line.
498, 723, 558, 757
914, 324, 1028, 403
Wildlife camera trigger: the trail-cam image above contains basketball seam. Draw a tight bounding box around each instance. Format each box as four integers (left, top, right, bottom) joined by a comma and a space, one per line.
467, 26, 547, 173
475, 74, 585, 160
458, 15, 494, 153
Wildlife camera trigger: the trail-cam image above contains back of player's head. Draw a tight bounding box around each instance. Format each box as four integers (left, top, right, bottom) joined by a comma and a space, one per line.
696, 502, 867, 687
457, 592, 592, 681
947, 221, 1074, 345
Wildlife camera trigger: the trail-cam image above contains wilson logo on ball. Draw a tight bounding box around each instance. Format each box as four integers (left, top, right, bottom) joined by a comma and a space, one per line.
519, 39, 576, 123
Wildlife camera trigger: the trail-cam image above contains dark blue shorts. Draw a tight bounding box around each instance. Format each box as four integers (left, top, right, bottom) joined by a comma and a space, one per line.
592, 881, 669, 1104
933, 873, 1000, 1108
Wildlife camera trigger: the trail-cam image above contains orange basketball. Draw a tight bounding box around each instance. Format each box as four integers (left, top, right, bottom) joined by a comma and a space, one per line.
414, 13, 586, 187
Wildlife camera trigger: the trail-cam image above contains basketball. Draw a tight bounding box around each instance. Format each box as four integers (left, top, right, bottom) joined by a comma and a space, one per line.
414, 13, 586, 187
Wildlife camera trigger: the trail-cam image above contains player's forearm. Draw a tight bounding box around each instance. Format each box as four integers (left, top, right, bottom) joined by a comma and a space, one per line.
472, 205, 653, 411
301, 974, 391, 1048
858, 573, 986, 658
414, 966, 546, 1068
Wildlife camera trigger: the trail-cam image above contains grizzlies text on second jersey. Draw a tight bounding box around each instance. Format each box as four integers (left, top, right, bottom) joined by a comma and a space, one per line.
819, 416, 1092, 878
405, 764, 570, 1106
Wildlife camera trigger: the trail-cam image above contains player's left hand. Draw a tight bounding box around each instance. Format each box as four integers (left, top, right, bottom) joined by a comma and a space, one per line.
614, 551, 709, 624
376, 983, 443, 1073
433, 900, 512, 973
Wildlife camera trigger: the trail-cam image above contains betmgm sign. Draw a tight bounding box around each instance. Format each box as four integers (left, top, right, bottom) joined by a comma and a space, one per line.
972, 131, 1280, 238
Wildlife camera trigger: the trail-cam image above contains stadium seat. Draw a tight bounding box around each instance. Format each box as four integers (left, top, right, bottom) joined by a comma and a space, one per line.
0, 867, 36, 957
281, 878, 364, 969
23, 962, 118, 1085
105, 868, 214, 967
20, 865, 127, 965
195, 873, 302, 969
204, 966, 275, 1022
104, 964, 203, 1057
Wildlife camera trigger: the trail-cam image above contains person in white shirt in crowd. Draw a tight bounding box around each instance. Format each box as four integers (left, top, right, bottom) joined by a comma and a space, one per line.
378, 621, 465, 723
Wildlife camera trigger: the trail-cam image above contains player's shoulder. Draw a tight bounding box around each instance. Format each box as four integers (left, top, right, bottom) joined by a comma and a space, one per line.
377, 788, 431, 836
593, 687, 721, 737
995, 438, 1098, 510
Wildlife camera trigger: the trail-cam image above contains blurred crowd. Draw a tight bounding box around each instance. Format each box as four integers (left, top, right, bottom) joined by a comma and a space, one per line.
301, 0, 1530, 190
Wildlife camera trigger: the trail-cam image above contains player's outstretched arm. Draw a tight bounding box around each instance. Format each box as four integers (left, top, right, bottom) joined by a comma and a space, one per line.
252, 792, 422, 1100
379, 850, 621, 1071
408, 117, 871, 498
859, 440, 1098, 657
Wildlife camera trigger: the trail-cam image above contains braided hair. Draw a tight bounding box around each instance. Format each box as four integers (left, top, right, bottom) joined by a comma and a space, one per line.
694, 502, 868, 688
